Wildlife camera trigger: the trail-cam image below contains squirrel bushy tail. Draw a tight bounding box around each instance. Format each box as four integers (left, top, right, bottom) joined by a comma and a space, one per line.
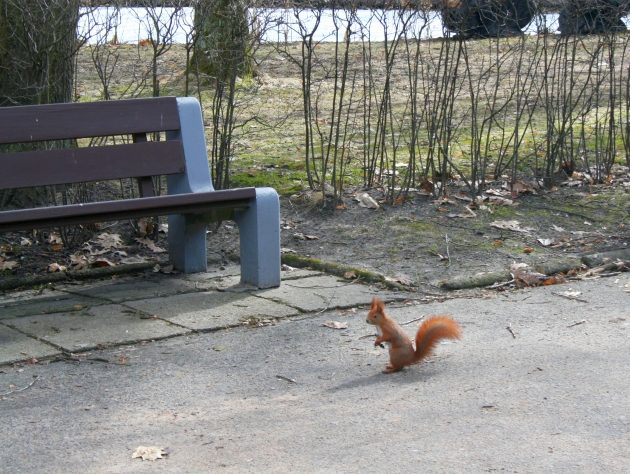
413, 316, 462, 364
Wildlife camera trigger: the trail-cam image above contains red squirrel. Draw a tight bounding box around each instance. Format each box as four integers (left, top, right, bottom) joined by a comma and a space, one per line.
366, 297, 461, 373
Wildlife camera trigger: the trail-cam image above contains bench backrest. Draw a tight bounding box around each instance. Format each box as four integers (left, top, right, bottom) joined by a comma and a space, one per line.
0, 97, 186, 197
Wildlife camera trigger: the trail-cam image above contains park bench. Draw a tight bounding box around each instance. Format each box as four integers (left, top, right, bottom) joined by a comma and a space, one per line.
0, 96, 281, 288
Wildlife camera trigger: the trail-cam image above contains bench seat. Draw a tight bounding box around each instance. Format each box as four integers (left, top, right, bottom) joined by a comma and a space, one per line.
0, 188, 256, 232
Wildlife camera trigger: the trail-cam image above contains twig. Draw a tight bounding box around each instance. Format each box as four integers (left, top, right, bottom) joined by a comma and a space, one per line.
487, 279, 515, 290
551, 292, 588, 303
276, 375, 297, 384
506, 325, 516, 339
445, 233, 451, 264
1, 375, 38, 397
313, 291, 335, 315
401, 316, 425, 326
567, 319, 587, 328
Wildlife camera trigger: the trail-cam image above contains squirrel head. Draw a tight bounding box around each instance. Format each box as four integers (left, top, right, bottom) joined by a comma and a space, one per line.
366, 297, 386, 325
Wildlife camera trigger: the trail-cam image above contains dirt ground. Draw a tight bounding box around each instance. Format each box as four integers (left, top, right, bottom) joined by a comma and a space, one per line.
1, 169, 629, 291
204, 172, 630, 289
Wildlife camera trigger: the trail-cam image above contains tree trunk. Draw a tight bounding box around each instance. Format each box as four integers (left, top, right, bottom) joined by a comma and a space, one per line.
0, 0, 80, 209
192, 0, 253, 83
0, 0, 80, 106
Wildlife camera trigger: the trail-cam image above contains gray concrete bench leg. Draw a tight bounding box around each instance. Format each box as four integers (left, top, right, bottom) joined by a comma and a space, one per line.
167, 97, 281, 286
234, 187, 281, 288
166, 97, 214, 274
168, 214, 208, 274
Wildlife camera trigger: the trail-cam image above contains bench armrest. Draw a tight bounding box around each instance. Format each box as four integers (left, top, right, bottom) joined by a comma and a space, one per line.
166, 97, 214, 195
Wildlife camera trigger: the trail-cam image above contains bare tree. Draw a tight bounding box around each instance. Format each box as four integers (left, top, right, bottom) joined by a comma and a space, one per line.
1, 0, 84, 210
0, 0, 81, 106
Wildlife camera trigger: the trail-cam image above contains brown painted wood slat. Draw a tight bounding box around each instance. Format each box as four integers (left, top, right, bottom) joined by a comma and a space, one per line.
0, 188, 257, 232
132, 133, 157, 197
0, 97, 180, 144
0, 140, 186, 189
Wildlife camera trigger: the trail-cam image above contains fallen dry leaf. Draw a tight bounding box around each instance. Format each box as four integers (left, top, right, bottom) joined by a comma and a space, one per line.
490, 220, 534, 234
94, 232, 125, 250
453, 193, 473, 203
322, 320, 348, 330
69, 253, 90, 271
120, 256, 150, 265
486, 188, 510, 197
50, 242, 63, 252
447, 206, 477, 219
508, 179, 537, 195
510, 263, 547, 287
136, 217, 155, 237
48, 232, 63, 245
47, 262, 67, 273
542, 275, 566, 286
91, 258, 116, 268
419, 179, 434, 194
82, 243, 109, 257
0, 258, 19, 271
355, 192, 379, 209
488, 196, 515, 206
558, 290, 582, 298
537, 238, 555, 247
384, 275, 414, 286
135, 238, 166, 253
157, 264, 175, 274
393, 195, 407, 206
132, 446, 166, 461
293, 232, 319, 241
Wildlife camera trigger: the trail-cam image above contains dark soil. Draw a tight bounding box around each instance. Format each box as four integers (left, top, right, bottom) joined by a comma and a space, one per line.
208, 172, 630, 288
1, 174, 629, 291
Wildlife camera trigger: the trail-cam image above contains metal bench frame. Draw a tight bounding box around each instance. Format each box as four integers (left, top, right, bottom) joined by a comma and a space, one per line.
0, 97, 281, 288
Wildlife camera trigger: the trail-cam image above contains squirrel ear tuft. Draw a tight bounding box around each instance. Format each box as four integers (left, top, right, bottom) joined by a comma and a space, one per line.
371, 297, 384, 311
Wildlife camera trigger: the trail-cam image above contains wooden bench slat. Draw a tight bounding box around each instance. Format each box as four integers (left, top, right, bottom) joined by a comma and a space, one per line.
0, 97, 180, 144
0, 188, 257, 232
0, 140, 185, 189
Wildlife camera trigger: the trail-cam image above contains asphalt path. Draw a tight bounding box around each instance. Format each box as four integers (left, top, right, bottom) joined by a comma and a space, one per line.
1, 272, 629, 473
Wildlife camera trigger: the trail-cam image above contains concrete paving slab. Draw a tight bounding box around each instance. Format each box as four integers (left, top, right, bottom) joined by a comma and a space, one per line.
3, 304, 190, 352
279, 267, 323, 280
126, 291, 300, 331
0, 324, 60, 364
64, 277, 195, 303
179, 267, 323, 291
253, 274, 408, 312
0, 288, 102, 319
177, 274, 243, 291
179, 263, 242, 281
